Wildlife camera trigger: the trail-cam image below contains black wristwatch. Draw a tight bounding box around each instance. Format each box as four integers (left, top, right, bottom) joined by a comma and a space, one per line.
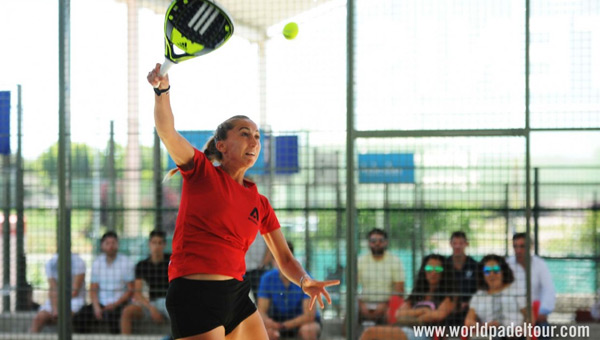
154, 85, 170, 96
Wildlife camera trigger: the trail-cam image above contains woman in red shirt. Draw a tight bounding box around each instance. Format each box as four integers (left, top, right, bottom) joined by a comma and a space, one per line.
147, 64, 339, 340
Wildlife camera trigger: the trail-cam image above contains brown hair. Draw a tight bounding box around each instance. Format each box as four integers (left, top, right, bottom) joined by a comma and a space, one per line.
163, 115, 252, 181
203, 115, 251, 162
450, 231, 468, 242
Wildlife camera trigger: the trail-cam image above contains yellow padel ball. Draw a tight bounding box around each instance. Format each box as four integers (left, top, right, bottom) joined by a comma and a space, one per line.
283, 22, 299, 40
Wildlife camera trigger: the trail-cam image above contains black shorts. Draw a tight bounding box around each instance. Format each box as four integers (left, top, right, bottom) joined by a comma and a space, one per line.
166, 277, 257, 338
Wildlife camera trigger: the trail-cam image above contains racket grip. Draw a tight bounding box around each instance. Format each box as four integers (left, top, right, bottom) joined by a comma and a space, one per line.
159, 59, 175, 76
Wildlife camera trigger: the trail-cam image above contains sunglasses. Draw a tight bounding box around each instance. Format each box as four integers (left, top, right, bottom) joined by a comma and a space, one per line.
424, 265, 444, 273
369, 238, 385, 243
483, 265, 501, 275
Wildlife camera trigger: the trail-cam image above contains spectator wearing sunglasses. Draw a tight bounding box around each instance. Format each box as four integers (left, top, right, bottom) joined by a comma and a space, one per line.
360, 254, 455, 340
357, 228, 405, 325
466, 254, 528, 336
445, 231, 480, 326
507, 233, 555, 340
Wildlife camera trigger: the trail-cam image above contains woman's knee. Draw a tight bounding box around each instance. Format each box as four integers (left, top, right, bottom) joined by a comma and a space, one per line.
32, 310, 52, 327
266, 328, 280, 340
34, 310, 50, 320
121, 304, 142, 319
298, 322, 321, 339
360, 326, 407, 340
360, 326, 382, 340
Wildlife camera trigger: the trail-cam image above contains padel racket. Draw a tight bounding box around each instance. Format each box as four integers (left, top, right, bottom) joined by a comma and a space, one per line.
159, 0, 234, 76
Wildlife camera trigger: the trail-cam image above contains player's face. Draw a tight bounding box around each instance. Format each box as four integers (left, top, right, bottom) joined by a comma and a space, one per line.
450, 237, 468, 256
101, 237, 119, 257
149, 236, 166, 256
219, 119, 261, 169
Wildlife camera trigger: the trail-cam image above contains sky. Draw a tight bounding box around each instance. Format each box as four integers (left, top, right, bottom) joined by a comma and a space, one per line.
0, 0, 599, 166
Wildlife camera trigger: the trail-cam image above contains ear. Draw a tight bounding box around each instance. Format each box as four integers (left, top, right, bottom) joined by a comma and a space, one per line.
216, 140, 227, 153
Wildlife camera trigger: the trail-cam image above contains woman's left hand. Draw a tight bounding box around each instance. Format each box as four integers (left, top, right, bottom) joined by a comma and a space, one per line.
301, 277, 340, 310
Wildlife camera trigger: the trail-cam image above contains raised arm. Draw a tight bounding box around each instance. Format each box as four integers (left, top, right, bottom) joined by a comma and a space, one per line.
147, 63, 194, 167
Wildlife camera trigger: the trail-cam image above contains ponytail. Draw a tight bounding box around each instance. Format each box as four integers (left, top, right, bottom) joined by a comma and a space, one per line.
162, 167, 180, 182
203, 136, 222, 163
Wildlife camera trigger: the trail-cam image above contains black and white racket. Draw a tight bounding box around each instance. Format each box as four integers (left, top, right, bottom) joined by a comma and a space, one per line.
160, 0, 234, 76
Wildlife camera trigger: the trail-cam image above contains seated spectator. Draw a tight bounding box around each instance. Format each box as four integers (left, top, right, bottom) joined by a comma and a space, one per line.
360, 254, 456, 340
257, 241, 321, 340
358, 228, 405, 325
507, 233, 555, 340
465, 254, 529, 337
445, 231, 479, 326
120, 230, 171, 334
30, 253, 86, 333
73, 231, 134, 334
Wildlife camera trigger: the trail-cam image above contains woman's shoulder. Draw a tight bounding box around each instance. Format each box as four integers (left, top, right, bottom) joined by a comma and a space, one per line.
503, 282, 522, 295
186, 147, 206, 165
257, 192, 273, 206
176, 148, 215, 178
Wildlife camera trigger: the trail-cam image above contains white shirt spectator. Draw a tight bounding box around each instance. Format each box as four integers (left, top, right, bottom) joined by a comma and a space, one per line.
40, 253, 86, 313
358, 252, 405, 303
91, 253, 134, 306
507, 255, 556, 316
470, 283, 526, 327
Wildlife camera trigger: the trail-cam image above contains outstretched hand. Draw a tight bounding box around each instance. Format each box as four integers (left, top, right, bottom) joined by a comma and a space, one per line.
147, 63, 170, 90
301, 277, 340, 310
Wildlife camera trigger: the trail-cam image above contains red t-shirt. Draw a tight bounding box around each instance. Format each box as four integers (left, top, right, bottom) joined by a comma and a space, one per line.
168, 148, 281, 281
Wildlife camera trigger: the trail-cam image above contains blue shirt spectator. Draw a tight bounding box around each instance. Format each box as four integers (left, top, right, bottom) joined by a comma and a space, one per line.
258, 269, 312, 319
257, 241, 321, 340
